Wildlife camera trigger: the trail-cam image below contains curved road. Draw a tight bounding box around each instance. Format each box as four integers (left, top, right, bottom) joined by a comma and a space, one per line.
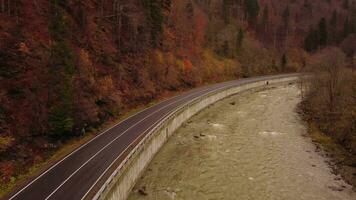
7, 74, 298, 200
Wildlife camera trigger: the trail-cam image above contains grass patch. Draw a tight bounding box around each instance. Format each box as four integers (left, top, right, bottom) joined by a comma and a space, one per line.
307, 122, 348, 160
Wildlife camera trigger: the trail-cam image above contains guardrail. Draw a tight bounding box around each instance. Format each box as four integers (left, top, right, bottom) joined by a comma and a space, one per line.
92, 75, 300, 200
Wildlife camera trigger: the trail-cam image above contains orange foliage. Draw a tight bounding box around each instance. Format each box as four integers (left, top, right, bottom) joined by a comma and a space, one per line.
79, 49, 92, 67
163, 27, 176, 42
194, 8, 208, 47
18, 42, 30, 54
0, 161, 14, 184
183, 59, 193, 71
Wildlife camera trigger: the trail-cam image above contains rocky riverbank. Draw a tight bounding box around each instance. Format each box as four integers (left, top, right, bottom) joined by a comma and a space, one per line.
127, 84, 356, 200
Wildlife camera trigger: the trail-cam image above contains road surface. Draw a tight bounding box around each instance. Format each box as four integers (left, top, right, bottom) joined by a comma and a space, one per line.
127, 84, 355, 200
6, 74, 297, 200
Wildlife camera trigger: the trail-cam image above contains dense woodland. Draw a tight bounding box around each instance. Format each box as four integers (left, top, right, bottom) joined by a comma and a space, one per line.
0, 0, 355, 193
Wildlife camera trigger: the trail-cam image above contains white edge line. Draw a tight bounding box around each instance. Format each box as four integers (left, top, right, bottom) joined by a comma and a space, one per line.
8, 88, 186, 200
44, 85, 219, 199
81, 80, 245, 200
8, 74, 297, 200
83, 74, 300, 200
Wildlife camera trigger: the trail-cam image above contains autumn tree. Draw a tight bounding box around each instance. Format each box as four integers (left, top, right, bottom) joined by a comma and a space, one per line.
222, 40, 229, 57
340, 34, 356, 58
343, 0, 349, 10
282, 5, 290, 28
303, 48, 355, 153
307, 48, 347, 114
223, 0, 231, 24
73, 1, 87, 29
282, 5, 291, 48
302, 0, 313, 18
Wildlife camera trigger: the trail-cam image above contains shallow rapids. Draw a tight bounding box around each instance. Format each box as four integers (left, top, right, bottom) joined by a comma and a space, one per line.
128, 84, 356, 200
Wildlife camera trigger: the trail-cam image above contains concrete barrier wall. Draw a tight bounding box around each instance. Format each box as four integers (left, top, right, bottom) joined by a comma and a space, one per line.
96, 76, 299, 200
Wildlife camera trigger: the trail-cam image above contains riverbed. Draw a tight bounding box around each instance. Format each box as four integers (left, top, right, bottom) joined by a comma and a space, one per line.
127, 84, 356, 200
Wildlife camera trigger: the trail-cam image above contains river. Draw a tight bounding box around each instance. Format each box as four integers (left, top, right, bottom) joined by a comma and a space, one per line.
127, 83, 356, 200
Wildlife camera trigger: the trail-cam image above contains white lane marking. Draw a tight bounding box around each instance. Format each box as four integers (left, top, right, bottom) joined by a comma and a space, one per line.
8, 87, 194, 200
81, 75, 299, 199
80, 81, 245, 200
9, 74, 297, 200
44, 85, 222, 200
85, 74, 302, 199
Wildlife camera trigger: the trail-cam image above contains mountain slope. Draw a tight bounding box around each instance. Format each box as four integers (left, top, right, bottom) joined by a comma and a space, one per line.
0, 0, 354, 194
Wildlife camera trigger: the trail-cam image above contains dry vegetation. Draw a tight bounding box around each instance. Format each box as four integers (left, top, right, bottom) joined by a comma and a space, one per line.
300, 47, 356, 186
301, 48, 355, 154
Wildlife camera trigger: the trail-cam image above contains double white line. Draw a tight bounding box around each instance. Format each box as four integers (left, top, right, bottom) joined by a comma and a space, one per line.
9, 80, 237, 200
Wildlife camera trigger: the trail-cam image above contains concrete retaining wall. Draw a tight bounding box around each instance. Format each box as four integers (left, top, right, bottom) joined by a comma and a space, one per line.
96, 76, 299, 200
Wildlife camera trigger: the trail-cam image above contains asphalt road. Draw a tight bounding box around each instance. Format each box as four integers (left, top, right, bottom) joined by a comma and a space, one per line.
6, 74, 298, 200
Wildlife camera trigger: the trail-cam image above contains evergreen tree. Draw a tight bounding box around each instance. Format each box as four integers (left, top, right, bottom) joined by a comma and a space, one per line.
304, 27, 319, 52
281, 53, 288, 71
319, 17, 328, 46
343, 17, 351, 37
244, 0, 260, 25
236, 28, 244, 54
141, 0, 164, 47
304, 30, 313, 51
349, 10, 356, 34
48, 0, 76, 137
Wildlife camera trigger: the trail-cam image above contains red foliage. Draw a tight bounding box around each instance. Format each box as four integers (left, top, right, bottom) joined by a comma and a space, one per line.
0, 161, 14, 184
183, 59, 194, 71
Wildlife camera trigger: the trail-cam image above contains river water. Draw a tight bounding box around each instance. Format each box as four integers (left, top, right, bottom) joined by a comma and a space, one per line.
127, 84, 356, 200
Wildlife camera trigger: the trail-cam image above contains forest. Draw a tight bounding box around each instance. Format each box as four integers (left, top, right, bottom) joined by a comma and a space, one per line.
0, 0, 355, 195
